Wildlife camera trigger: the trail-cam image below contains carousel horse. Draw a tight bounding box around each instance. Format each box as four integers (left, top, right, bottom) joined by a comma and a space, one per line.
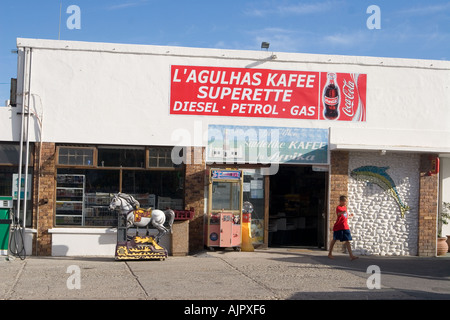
109, 193, 175, 243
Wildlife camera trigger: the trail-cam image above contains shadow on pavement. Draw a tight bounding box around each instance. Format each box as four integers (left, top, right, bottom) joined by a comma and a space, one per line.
287, 288, 450, 300
257, 247, 450, 282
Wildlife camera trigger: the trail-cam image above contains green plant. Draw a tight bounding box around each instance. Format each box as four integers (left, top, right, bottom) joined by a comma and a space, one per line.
438, 202, 450, 237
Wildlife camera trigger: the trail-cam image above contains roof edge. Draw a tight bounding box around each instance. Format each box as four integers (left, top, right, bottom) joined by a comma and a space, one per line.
16, 38, 450, 70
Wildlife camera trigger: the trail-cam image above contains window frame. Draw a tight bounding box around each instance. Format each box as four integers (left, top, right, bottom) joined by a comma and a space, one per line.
56, 146, 97, 168
54, 144, 184, 227
0, 143, 34, 166
147, 146, 179, 170
97, 146, 147, 169
56, 145, 183, 171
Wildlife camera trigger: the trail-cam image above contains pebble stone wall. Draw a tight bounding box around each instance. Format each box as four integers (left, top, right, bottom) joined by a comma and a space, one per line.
347, 152, 420, 256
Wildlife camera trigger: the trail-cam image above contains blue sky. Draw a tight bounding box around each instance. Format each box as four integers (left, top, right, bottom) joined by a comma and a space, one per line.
1, 0, 450, 104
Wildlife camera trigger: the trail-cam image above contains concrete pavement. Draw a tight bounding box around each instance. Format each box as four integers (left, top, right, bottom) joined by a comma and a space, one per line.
1, 247, 450, 300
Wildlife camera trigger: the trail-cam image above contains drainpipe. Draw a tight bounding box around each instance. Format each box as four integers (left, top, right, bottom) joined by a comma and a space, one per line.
16, 47, 32, 251
23, 48, 33, 231
16, 47, 28, 225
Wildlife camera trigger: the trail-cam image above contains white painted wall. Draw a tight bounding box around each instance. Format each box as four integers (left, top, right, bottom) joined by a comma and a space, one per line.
49, 228, 171, 257
440, 157, 450, 238
8, 229, 35, 257
4, 38, 450, 153
347, 152, 420, 256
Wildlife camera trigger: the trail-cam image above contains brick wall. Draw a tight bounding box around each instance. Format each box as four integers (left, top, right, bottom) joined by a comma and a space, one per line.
184, 146, 206, 253
171, 220, 189, 256
328, 150, 349, 252
33, 142, 56, 256
418, 154, 439, 256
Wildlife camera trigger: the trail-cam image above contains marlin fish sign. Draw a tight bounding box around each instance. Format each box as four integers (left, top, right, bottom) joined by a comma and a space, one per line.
350, 166, 410, 218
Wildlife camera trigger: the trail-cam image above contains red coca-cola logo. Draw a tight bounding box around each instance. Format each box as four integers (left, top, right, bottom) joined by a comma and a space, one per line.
324, 96, 338, 105
342, 79, 355, 117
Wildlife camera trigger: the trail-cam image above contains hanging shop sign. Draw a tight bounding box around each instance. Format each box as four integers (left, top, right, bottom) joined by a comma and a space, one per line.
207, 125, 329, 165
170, 65, 366, 121
211, 169, 242, 180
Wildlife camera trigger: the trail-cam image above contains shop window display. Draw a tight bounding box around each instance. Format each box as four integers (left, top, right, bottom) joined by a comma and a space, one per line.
55, 145, 184, 227
122, 170, 184, 210
56, 169, 119, 226
56, 168, 184, 227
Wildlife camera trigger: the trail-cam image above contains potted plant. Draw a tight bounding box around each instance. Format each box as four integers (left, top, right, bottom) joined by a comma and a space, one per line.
437, 202, 450, 256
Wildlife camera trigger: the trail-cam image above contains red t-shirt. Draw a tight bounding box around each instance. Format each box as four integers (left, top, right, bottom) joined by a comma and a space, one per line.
333, 205, 349, 231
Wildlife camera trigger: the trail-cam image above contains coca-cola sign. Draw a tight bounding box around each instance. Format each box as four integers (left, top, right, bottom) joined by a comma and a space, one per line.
339, 73, 366, 121
342, 80, 355, 117
170, 65, 366, 122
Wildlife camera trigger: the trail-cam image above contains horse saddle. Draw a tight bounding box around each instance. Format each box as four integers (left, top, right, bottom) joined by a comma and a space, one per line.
133, 208, 153, 223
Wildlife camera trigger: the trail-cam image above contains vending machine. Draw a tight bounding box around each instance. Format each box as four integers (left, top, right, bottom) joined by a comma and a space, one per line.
205, 169, 243, 251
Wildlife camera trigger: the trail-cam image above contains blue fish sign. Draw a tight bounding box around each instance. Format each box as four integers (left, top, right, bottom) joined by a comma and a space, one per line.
350, 166, 410, 218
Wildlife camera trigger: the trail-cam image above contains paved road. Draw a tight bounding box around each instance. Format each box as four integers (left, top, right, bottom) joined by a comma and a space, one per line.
1, 248, 449, 301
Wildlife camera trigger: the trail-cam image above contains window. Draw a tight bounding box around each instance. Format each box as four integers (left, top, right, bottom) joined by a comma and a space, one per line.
55, 144, 185, 227
0, 167, 14, 196
56, 169, 120, 226
122, 170, 183, 209
57, 147, 95, 166
0, 167, 33, 227
56, 174, 85, 226
98, 147, 145, 168
0, 143, 33, 165
55, 168, 184, 227
148, 147, 175, 168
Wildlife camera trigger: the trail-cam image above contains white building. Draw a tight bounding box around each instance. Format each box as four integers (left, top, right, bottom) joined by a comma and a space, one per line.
0, 38, 449, 257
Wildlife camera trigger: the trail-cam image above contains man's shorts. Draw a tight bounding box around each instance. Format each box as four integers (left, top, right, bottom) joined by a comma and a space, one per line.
333, 229, 352, 242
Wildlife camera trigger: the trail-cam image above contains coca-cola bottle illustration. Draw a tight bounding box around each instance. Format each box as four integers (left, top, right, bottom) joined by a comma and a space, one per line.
323, 72, 340, 120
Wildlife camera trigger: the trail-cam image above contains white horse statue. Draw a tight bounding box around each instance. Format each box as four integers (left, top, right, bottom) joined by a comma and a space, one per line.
109, 193, 175, 243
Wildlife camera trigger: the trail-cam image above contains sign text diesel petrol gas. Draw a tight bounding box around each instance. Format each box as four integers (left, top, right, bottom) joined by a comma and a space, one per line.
170, 65, 367, 121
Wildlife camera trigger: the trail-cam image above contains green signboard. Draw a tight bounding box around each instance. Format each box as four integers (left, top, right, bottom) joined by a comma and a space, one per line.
207, 125, 329, 165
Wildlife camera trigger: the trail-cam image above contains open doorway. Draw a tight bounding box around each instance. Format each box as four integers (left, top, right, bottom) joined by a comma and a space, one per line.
268, 165, 327, 248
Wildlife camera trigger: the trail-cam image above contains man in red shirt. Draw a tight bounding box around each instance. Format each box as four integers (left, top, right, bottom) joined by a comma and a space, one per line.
328, 195, 358, 260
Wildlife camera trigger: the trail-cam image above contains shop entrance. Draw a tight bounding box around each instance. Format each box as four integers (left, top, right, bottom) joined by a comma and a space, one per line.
268, 165, 327, 248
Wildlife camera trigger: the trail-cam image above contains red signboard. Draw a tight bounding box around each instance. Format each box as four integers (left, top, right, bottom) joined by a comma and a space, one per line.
170, 65, 366, 121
